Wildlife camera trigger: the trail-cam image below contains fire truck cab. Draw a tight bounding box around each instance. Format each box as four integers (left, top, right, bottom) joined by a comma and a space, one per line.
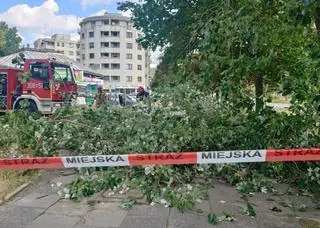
0, 59, 77, 114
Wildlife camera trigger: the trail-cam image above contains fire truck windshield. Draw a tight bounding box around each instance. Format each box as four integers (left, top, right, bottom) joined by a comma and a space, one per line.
50, 63, 74, 83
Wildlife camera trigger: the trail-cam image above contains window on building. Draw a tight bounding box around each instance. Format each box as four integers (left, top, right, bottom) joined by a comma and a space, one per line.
127, 22, 133, 30
126, 43, 133, 49
90, 21, 96, 26
89, 53, 95, 59
89, 31, 94, 38
103, 20, 109, 25
88, 64, 100, 70
62, 42, 65, 47
69, 51, 74, 55
111, 19, 119, 25
70, 43, 75, 48
104, 76, 110, 81
126, 64, 133, 70
102, 63, 109, 69
111, 53, 120, 58
101, 42, 109, 48
138, 76, 142, 82
126, 76, 133, 82
101, 52, 109, 58
138, 55, 142, 60
57, 42, 60, 47
101, 31, 109, 37
138, 45, 142, 50
111, 75, 120, 81
126, 32, 133, 38
138, 65, 142, 70
81, 33, 85, 39
126, 53, 132, 59
111, 63, 120, 69
111, 42, 120, 48
81, 43, 85, 50
111, 31, 120, 37
82, 54, 85, 60
89, 42, 94, 48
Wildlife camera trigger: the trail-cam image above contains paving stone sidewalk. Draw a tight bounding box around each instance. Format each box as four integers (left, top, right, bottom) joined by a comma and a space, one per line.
0, 170, 319, 228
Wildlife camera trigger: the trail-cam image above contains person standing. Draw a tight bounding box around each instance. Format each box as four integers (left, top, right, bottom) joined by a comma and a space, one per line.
136, 86, 149, 101
95, 85, 106, 108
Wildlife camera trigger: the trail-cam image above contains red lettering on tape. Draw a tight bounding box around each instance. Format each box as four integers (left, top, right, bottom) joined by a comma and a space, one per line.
0, 148, 318, 170
0, 157, 64, 170
128, 152, 197, 166
266, 148, 320, 162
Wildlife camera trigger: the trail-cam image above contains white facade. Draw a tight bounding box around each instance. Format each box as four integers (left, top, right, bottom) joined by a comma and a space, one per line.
34, 34, 78, 60
79, 13, 150, 92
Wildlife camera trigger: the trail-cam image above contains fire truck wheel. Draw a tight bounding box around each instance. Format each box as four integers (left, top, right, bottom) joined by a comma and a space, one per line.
27, 100, 38, 113
14, 99, 38, 113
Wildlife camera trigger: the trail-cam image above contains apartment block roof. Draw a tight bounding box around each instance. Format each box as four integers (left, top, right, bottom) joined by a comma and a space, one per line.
80, 12, 131, 25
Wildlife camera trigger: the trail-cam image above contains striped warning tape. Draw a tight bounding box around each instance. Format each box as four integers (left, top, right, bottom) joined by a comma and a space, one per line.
0, 148, 319, 170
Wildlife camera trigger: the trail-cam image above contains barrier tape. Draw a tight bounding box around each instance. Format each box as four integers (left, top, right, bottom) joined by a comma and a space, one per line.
0, 148, 319, 170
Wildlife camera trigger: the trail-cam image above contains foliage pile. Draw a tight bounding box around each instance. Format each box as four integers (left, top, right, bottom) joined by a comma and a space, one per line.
0, 83, 319, 209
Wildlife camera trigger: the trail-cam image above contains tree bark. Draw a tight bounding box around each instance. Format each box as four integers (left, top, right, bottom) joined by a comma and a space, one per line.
216, 90, 220, 102
315, 1, 320, 37
255, 74, 264, 112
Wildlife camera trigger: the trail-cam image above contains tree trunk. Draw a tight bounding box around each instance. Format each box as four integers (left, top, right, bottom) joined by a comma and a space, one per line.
216, 90, 220, 102
315, 1, 320, 37
255, 74, 264, 112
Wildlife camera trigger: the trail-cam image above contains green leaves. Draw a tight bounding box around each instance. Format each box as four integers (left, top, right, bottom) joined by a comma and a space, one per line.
0, 82, 319, 212
0, 21, 21, 56
243, 203, 256, 217
124, 0, 319, 114
120, 200, 135, 209
17, 71, 31, 83
68, 168, 125, 200
298, 204, 307, 212
208, 213, 217, 225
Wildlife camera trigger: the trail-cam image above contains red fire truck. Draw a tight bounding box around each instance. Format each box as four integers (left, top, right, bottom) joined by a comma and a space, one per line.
0, 59, 77, 114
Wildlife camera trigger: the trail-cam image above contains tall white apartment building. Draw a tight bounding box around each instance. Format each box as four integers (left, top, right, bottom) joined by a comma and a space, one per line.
34, 34, 78, 60
79, 13, 150, 93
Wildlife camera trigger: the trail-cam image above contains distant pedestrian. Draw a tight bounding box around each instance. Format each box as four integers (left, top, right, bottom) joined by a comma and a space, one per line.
118, 94, 125, 106
136, 86, 149, 101
95, 85, 106, 108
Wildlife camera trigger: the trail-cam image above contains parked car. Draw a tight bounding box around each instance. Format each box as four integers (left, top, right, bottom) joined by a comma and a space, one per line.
107, 93, 136, 107
127, 93, 137, 102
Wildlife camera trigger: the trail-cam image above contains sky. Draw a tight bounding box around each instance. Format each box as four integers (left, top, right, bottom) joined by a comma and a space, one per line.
0, 0, 161, 67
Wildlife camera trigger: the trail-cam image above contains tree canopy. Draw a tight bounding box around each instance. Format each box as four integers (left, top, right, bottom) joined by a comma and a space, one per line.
0, 21, 22, 57
119, 0, 320, 112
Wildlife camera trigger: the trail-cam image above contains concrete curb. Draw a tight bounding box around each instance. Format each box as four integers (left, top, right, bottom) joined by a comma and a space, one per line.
3, 182, 31, 202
